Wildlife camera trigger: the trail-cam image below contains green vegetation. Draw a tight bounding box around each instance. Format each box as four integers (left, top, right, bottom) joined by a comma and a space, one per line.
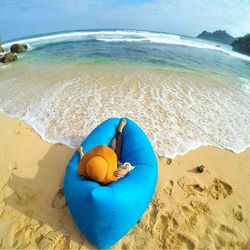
232, 34, 250, 55
0, 37, 4, 53
197, 30, 235, 45
238, 34, 250, 42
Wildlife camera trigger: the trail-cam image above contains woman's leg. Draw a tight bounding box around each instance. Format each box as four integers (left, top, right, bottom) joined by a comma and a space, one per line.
109, 119, 126, 161
114, 133, 123, 162
109, 136, 117, 151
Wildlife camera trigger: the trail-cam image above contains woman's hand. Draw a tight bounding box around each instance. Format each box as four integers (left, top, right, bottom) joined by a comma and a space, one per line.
113, 165, 130, 179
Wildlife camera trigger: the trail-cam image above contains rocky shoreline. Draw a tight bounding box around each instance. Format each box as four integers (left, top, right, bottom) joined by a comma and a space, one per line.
232, 34, 250, 56
197, 30, 235, 45
0, 36, 28, 63
197, 30, 250, 56
1, 30, 249, 64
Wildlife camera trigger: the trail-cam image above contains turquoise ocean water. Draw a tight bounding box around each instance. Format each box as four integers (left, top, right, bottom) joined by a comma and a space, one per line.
0, 30, 250, 157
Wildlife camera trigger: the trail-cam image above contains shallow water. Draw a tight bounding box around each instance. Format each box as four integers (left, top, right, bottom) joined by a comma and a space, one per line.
0, 30, 250, 157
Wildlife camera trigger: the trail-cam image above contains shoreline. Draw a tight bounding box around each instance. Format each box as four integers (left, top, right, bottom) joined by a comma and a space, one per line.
1, 59, 249, 159
2, 29, 250, 63
1, 114, 250, 249
1, 107, 249, 158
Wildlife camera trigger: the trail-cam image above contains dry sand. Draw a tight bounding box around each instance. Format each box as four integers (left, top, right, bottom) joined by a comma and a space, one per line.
0, 114, 249, 249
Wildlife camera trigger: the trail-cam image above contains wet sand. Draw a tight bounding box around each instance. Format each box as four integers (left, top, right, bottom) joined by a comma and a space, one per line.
0, 114, 250, 249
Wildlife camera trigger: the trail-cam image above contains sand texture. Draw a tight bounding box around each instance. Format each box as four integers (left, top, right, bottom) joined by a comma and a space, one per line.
0, 114, 250, 249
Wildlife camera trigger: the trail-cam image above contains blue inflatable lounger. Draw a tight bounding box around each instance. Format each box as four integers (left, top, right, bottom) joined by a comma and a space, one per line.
64, 118, 158, 249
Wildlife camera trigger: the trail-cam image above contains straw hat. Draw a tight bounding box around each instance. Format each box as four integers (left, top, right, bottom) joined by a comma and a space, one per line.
78, 145, 118, 185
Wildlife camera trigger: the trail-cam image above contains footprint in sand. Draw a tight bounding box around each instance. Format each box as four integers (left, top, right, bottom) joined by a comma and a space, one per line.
8, 162, 18, 173
139, 201, 158, 230
52, 177, 67, 209
213, 223, 238, 248
213, 222, 249, 249
0, 201, 6, 217
152, 213, 169, 248
163, 180, 174, 196
13, 186, 38, 205
168, 216, 179, 232
178, 177, 233, 200
176, 233, 196, 249
158, 156, 172, 165
1, 222, 44, 249
52, 188, 67, 209
0, 176, 10, 192
152, 212, 179, 249
38, 231, 70, 249
14, 122, 33, 135
177, 177, 206, 197
14, 122, 22, 135
233, 205, 244, 222
190, 200, 211, 214
186, 183, 205, 197
219, 224, 237, 236
180, 205, 198, 228
209, 179, 233, 200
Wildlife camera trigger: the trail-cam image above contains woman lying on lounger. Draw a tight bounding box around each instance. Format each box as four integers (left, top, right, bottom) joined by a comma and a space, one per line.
52, 119, 134, 208
77, 118, 134, 184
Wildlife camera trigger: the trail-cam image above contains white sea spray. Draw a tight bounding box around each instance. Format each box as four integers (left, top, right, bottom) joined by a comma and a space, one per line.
0, 65, 249, 158
3, 30, 250, 62
239, 77, 250, 95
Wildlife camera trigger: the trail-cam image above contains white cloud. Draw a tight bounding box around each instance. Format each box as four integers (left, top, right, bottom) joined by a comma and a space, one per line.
1, 0, 249, 40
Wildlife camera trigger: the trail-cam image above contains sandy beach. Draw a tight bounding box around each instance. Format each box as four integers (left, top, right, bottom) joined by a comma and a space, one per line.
0, 113, 250, 249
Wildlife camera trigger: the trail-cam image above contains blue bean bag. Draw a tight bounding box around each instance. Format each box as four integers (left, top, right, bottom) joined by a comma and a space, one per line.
64, 118, 158, 249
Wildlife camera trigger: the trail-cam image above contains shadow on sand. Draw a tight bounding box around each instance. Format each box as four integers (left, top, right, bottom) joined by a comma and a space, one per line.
5, 143, 95, 249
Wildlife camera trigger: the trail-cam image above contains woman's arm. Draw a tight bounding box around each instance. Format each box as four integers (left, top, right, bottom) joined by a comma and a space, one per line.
113, 163, 134, 179
77, 146, 84, 159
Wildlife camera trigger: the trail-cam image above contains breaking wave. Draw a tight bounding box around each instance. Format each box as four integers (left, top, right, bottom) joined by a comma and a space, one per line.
3, 30, 250, 62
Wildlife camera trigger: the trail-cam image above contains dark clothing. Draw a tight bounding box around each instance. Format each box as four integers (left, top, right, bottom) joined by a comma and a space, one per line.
108, 132, 123, 161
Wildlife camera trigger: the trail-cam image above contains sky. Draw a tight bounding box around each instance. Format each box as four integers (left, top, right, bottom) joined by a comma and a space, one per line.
0, 0, 250, 41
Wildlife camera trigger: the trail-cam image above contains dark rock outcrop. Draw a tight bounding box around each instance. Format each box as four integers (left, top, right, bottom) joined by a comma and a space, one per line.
0, 37, 4, 53
197, 30, 235, 45
10, 44, 28, 53
0, 52, 17, 63
231, 34, 250, 56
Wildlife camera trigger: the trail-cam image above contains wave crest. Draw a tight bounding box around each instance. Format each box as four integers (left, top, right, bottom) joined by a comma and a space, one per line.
3, 30, 250, 62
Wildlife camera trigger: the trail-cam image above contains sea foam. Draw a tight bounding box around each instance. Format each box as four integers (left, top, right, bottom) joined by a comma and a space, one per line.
239, 77, 250, 95
0, 65, 249, 158
3, 30, 250, 62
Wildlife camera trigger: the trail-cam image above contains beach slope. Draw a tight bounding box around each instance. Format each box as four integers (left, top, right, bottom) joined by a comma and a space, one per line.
0, 114, 249, 249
